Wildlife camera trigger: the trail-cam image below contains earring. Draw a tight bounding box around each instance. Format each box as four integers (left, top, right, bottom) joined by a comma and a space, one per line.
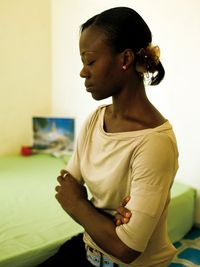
122, 65, 127, 70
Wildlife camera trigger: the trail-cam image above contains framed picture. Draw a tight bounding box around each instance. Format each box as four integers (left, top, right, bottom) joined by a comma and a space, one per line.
32, 116, 75, 156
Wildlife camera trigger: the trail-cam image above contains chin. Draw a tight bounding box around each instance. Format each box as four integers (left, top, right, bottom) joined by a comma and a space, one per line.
91, 92, 111, 101
91, 94, 108, 101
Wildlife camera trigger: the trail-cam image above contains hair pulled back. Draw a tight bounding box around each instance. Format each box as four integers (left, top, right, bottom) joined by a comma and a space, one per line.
81, 7, 165, 85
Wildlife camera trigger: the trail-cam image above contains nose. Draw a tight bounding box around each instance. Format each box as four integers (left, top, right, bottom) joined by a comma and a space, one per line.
80, 66, 89, 78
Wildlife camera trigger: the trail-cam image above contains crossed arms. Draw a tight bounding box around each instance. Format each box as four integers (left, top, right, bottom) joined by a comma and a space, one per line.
55, 170, 141, 264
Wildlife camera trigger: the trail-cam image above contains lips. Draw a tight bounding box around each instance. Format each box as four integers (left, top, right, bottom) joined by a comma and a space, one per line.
85, 82, 92, 87
85, 83, 94, 92
86, 87, 93, 92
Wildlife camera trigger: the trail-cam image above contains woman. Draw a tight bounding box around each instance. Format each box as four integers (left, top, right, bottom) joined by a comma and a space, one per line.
38, 6, 179, 267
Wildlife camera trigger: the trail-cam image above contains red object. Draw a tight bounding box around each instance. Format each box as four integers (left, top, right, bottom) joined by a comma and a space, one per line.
21, 146, 33, 156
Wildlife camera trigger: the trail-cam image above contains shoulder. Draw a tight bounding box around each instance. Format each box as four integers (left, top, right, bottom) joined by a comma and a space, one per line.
77, 105, 107, 139
137, 129, 178, 160
84, 104, 108, 128
132, 125, 179, 177
136, 121, 178, 153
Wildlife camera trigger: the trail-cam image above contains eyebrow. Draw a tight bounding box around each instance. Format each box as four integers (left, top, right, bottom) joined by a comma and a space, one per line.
81, 51, 97, 56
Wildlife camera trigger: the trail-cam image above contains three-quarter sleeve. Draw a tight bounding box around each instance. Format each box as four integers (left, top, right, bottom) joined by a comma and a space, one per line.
116, 133, 179, 252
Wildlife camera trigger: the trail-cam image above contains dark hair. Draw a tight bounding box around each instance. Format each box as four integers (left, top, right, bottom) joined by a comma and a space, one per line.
81, 7, 165, 85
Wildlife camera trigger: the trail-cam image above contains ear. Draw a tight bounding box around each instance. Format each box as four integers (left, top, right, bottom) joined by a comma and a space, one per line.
121, 49, 135, 70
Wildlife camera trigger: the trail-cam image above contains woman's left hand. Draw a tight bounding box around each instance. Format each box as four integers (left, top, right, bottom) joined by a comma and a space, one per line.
55, 169, 88, 215
114, 196, 132, 226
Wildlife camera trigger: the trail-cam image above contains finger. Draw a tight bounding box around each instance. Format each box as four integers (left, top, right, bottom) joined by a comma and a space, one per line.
57, 175, 64, 184
116, 206, 132, 218
55, 185, 60, 192
63, 172, 69, 179
122, 217, 129, 223
60, 169, 68, 176
115, 213, 123, 222
55, 193, 59, 200
60, 170, 70, 180
115, 218, 122, 226
115, 214, 129, 225
121, 196, 131, 207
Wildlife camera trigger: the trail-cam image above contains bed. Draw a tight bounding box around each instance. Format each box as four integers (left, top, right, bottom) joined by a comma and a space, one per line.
0, 154, 196, 267
167, 181, 196, 243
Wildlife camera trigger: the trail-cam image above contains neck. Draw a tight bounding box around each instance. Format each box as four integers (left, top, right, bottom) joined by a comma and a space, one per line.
111, 79, 149, 119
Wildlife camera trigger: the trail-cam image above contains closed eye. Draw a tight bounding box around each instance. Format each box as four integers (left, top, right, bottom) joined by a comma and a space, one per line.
87, 61, 95, 66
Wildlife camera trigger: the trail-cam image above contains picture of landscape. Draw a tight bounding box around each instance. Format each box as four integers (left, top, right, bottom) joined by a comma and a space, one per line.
32, 117, 75, 156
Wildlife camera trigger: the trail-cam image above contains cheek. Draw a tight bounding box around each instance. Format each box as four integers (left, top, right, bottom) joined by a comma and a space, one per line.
103, 68, 122, 89
91, 57, 122, 95
96, 63, 120, 83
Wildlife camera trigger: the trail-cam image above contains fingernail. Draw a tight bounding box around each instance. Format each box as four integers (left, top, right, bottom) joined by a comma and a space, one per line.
123, 218, 128, 223
125, 212, 130, 217
116, 219, 120, 225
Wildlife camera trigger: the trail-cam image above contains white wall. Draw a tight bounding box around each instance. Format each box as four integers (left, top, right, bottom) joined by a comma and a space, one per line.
52, 0, 200, 221
0, 0, 52, 155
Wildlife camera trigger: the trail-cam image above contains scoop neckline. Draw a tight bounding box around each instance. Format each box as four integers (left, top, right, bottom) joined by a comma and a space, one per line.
99, 104, 170, 138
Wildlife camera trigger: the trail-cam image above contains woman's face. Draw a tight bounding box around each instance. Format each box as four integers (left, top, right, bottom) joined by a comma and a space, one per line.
79, 26, 124, 100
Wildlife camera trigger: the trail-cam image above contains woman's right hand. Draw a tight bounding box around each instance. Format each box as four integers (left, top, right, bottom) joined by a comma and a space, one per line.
114, 196, 132, 226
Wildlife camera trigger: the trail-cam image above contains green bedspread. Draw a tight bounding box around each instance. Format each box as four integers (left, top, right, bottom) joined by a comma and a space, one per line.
0, 154, 83, 267
168, 181, 196, 243
0, 154, 196, 267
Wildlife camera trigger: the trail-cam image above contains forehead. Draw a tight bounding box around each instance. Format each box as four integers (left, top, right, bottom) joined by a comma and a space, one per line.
79, 26, 109, 56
